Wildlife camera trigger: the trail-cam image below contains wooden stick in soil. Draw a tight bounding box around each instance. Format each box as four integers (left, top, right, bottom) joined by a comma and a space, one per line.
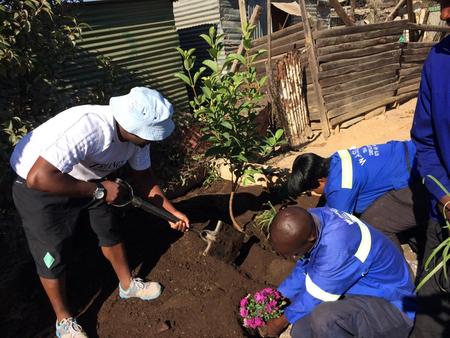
229, 174, 244, 232
329, 0, 355, 26
298, 0, 331, 137
230, 5, 262, 73
385, 0, 406, 22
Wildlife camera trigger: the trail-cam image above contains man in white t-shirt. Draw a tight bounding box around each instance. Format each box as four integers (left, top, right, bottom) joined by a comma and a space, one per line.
10, 87, 189, 338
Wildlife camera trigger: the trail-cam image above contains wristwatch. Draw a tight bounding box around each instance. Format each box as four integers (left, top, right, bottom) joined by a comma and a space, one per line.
93, 183, 106, 201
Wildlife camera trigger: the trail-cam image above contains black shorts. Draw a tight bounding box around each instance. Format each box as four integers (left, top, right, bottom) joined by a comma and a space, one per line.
12, 176, 121, 279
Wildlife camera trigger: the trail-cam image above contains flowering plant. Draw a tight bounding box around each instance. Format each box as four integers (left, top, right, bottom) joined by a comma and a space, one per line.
239, 287, 287, 329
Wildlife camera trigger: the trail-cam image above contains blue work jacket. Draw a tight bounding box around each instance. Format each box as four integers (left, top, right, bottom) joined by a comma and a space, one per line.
278, 207, 416, 324
324, 140, 416, 214
411, 35, 450, 216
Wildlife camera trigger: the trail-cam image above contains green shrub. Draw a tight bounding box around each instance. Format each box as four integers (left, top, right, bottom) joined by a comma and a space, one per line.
175, 23, 284, 231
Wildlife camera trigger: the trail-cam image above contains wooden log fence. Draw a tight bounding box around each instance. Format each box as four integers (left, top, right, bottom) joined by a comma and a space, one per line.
249, 18, 447, 140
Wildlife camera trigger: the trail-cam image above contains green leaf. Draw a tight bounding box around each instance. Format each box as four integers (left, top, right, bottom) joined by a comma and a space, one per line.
202, 59, 218, 73
183, 58, 193, 71
174, 72, 192, 86
175, 47, 185, 56
187, 48, 196, 57
193, 67, 206, 85
227, 53, 246, 65
221, 121, 233, 130
200, 33, 212, 47
275, 129, 284, 140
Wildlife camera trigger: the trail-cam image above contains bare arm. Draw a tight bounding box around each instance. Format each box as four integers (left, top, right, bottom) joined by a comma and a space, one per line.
27, 156, 124, 203
129, 167, 190, 231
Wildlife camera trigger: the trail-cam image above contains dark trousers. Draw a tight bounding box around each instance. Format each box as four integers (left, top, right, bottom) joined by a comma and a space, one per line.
290, 296, 413, 338
360, 185, 429, 252
410, 218, 450, 338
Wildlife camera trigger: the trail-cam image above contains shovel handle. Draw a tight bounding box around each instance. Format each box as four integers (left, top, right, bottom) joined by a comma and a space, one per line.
132, 196, 181, 223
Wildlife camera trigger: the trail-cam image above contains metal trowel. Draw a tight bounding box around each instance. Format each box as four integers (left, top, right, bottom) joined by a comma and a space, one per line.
112, 178, 225, 256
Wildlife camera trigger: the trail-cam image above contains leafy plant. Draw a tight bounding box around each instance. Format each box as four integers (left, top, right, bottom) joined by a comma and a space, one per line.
254, 201, 277, 238
416, 175, 450, 291
175, 23, 284, 231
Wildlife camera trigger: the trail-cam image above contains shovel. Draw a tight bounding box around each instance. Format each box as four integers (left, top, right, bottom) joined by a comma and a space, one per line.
111, 178, 222, 256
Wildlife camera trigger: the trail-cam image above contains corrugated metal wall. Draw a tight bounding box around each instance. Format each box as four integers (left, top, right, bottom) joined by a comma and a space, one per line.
219, 0, 242, 54
65, 0, 188, 112
173, 0, 220, 29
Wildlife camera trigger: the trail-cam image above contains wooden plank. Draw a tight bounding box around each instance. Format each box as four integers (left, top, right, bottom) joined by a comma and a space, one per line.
341, 115, 365, 129
401, 62, 424, 69
319, 49, 401, 71
385, 0, 407, 21
320, 63, 399, 88
319, 56, 399, 79
398, 76, 421, 88
326, 83, 398, 111
329, 0, 355, 26
330, 96, 397, 125
322, 70, 398, 96
399, 65, 422, 77
254, 39, 305, 62
317, 35, 400, 56
318, 42, 400, 62
252, 22, 304, 47
407, 23, 450, 33
401, 54, 428, 63
316, 27, 403, 48
397, 82, 420, 94
299, 0, 330, 137
324, 76, 398, 103
402, 48, 431, 56
399, 71, 421, 83
405, 42, 436, 48
250, 31, 305, 54
396, 91, 417, 103
313, 20, 407, 39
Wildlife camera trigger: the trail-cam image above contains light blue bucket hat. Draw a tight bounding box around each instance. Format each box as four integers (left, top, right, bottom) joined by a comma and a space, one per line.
110, 87, 175, 141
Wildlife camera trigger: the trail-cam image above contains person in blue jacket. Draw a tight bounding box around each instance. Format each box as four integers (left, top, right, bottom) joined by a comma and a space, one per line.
410, 1, 450, 336
260, 206, 415, 338
287, 140, 428, 250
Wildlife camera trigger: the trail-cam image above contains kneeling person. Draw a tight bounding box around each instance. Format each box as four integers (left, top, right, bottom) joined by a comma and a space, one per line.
287, 140, 428, 250
262, 206, 415, 338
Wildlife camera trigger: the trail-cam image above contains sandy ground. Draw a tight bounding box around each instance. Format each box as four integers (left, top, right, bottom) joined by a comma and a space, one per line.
271, 98, 417, 169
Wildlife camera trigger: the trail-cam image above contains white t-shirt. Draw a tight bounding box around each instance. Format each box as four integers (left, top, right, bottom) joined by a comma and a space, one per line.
10, 105, 151, 181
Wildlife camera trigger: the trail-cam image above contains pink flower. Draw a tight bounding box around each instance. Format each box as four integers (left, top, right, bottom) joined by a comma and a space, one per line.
244, 317, 265, 329
240, 295, 249, 308
253, 317, 265, 328
254, 292, 265, 303
261, 287, 274, 296
240, 307, 249, 318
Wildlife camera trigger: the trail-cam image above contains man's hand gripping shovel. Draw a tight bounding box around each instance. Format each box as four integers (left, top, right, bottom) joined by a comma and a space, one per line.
111, 178, 221, 256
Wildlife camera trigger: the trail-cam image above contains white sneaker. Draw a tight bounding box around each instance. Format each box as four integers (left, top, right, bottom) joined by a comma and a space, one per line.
56, 317, 88, 338
119, 277, 162, 300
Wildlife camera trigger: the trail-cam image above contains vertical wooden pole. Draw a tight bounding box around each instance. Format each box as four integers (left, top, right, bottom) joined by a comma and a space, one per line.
406, 0, 417, 41
238, 0, 247, 31
298, 0, 330, 138
265, 0, 274, 128
350, 0, 356, 22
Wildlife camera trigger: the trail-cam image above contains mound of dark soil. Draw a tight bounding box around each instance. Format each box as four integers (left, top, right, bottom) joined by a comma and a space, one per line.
0, 180, 318, 338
